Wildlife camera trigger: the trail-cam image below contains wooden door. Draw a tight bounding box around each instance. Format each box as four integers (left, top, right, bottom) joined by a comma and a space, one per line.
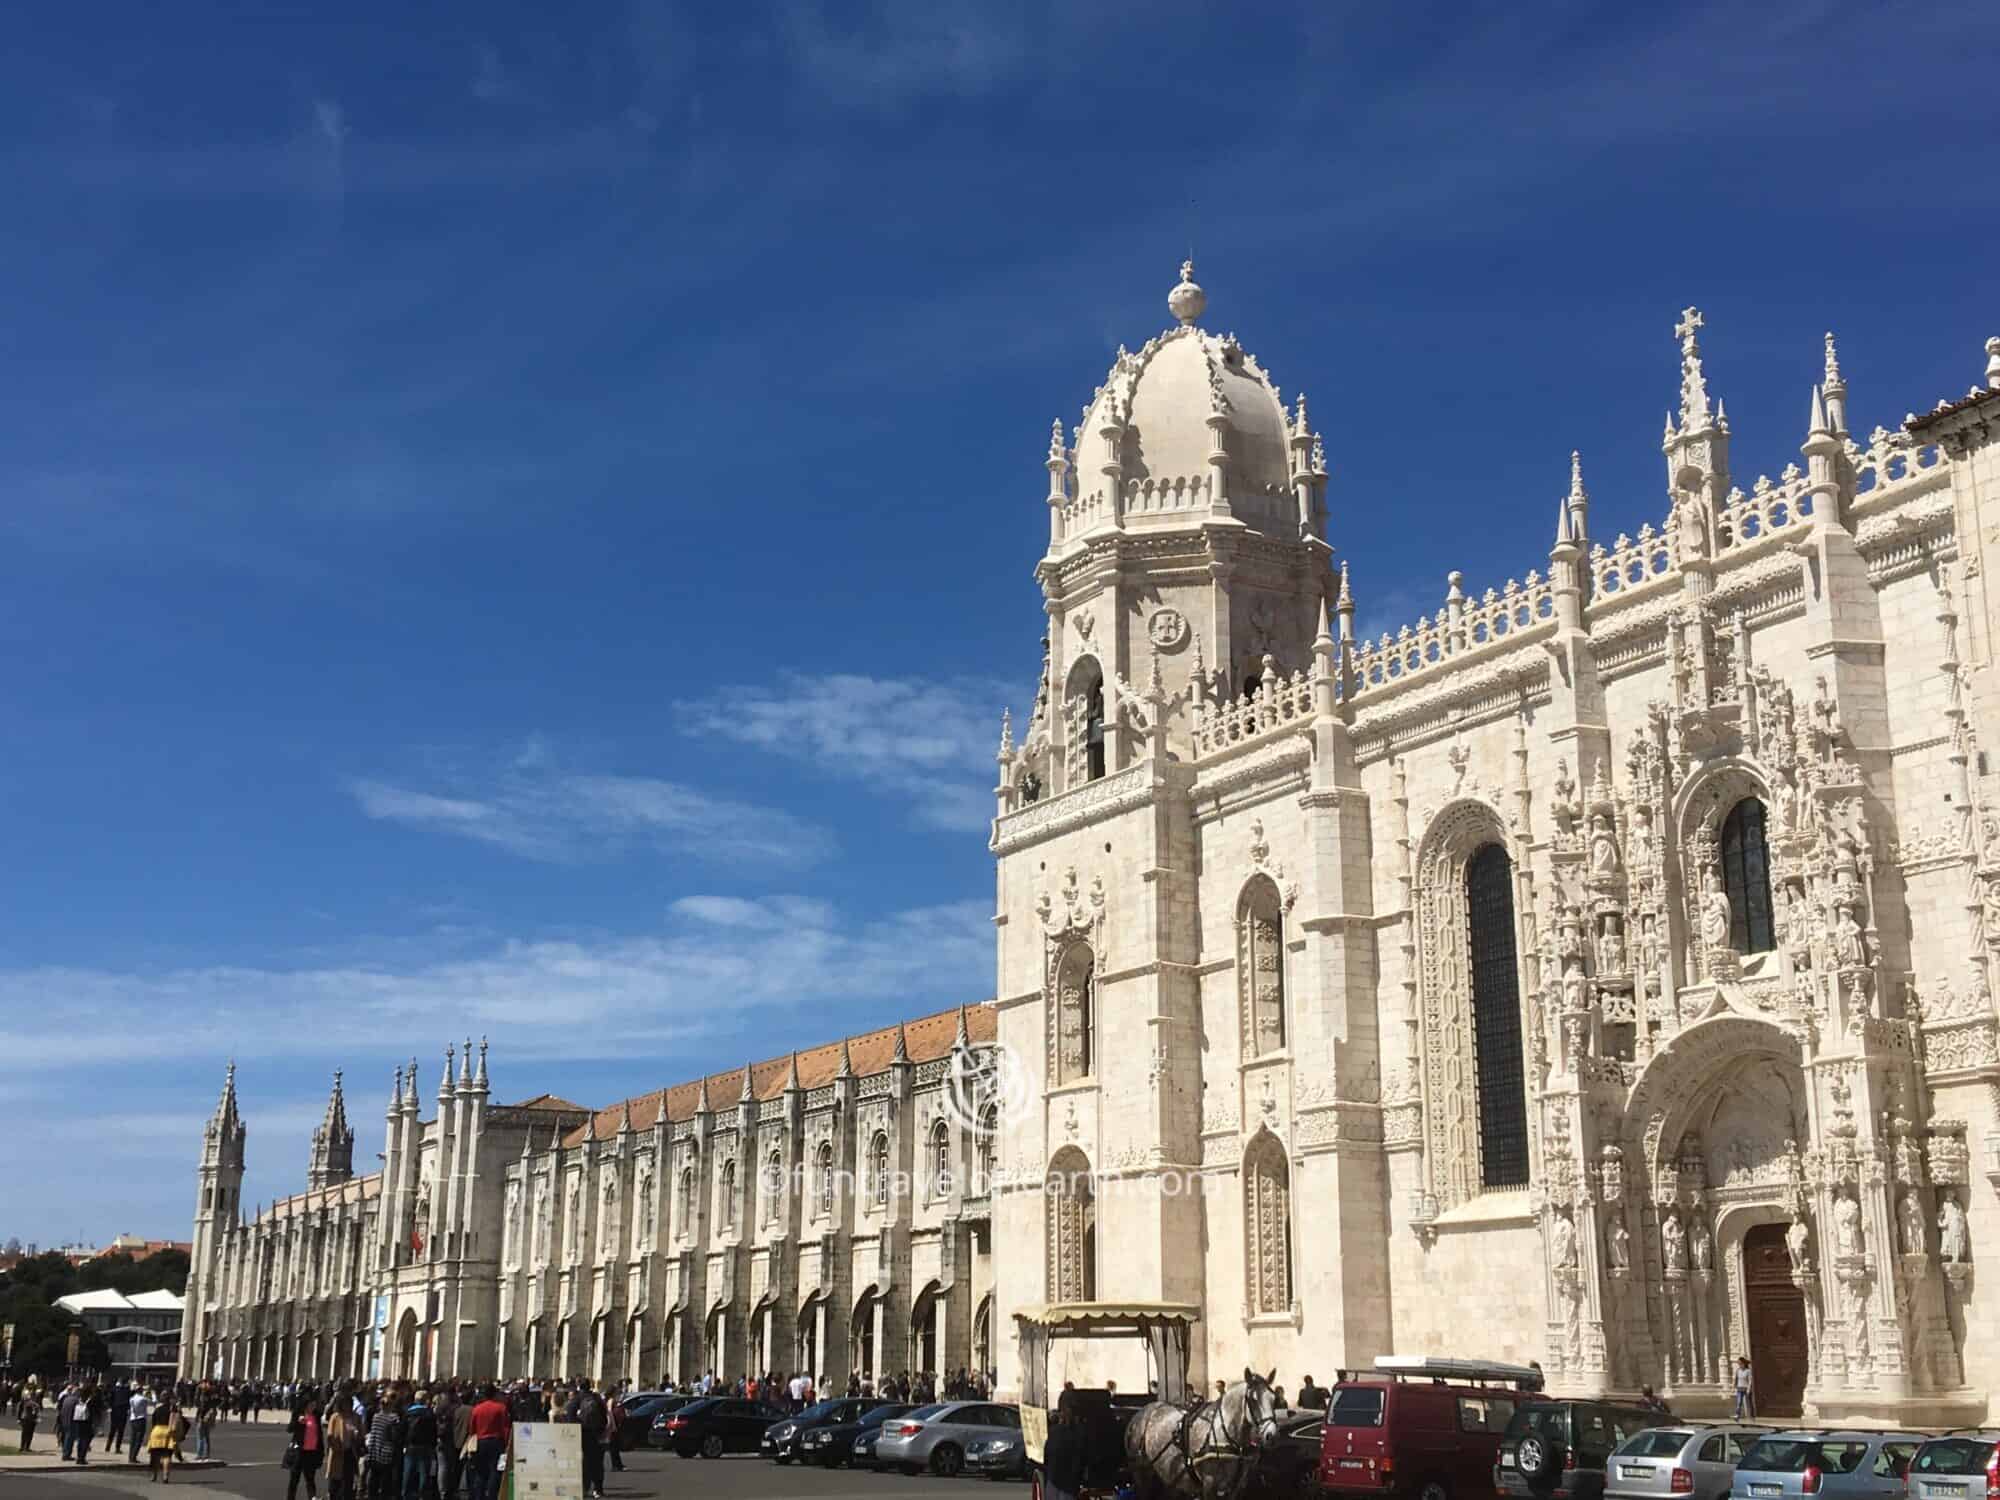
1743, 1222, 1807, 1417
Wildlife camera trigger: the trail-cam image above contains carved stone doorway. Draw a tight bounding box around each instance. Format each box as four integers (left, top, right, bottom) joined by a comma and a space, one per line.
1743, 1223, 1807, 1418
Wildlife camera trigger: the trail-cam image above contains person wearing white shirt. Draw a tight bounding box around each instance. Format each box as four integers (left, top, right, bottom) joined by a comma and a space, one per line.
126, 1391, 151, 1464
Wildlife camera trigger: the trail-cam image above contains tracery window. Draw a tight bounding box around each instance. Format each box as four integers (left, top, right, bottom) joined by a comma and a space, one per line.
1466, 843, 1529, 1189
761, 1149, 783, 1226
1243, 1131, 1294, 1316
676, 1167, 694, 1241
816, 1141, 835, 1220
1065, 659, 1107, 785
1721, 797, 1776, 954
1239, 878, 1287, 1057
1047, 1147, 1096, 1302
930, 1119, 952, 1199
720, 1160, 737, 1231
975, 1105, 998, 1196
870, 1131, 892, 1208
1056, 943, 1095, 1084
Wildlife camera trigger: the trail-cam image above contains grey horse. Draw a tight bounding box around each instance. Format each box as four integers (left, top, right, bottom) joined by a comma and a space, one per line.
1123, 1368, 1281, 1500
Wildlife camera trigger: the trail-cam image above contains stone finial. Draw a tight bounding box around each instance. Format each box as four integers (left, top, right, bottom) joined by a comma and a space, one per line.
998, 708, 1013, 760
1168, 259, 1206, 326
836, 1037, 853, 1079
1293, 392, 1310, 438
440, 1044, 455, 1098
1675, 305, 1714, 428
739, 1062, 755, 1103
954, 1005, 971, 1050
1986, 336, 2000, 392
783, 1050, 802, 1091
1313, 597, 1335, 652
1446, 570, 1465, 604
1824, 331, 1845, 393
388, 1065, 404, 1114
1047, 418, 1065, 461
695, 1074, 712, 1113
617, 1097, 633, 1134
1554, 495, 1574, 547
1569, 450, 1587, 506
892, 1021, 910, 1064
1809, 383, 1831, 438
475, 1037, 489, 1089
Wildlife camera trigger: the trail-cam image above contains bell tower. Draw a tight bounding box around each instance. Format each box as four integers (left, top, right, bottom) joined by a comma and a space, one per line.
1005, 262, 1332, 806
182, 1061, 247, 1377
306, 1070, 355, 1191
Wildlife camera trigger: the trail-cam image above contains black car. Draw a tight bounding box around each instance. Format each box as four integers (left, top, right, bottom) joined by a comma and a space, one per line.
1249, 1415, 1326, 1499
612, 1393, 676, 1450
657, 1397, 787, 1458
1498, 1399, 1669, 1500
806, 1402, 915, 1468
760, 1398, 881, 1463
643, 1395, 704, 1448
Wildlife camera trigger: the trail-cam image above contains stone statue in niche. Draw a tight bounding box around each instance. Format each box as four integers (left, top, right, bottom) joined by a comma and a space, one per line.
1662, 1212, 1687, 1273
1939, 1191, 1970, 1264
1550, 1212, 1577, 1270
1832, 902, 1867, 969
1589, 814, 1620, 878
1969, 961, 1994, 1019
1700, 872, 1732, 951
1833, 1192, 1861, 1260
1785, 885, 1814, 961
1899, 1191, 1926, 1256
1596, 915, 1627, 976
1691, 1215, 1713, 1272
1607, 1215, 1630, 1271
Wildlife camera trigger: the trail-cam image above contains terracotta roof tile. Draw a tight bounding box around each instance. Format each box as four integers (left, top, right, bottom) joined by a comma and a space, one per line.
511, 1093, 590, 1113
562, 1001, 994, 1147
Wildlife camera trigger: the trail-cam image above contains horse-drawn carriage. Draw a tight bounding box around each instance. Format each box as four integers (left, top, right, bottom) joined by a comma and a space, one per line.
1017, 1301, 1284, 1500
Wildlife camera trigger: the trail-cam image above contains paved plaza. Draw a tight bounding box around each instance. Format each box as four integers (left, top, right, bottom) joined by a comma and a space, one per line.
0, 1414, 985, 1500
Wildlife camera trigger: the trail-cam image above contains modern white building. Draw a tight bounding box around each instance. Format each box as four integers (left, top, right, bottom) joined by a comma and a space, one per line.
56, 1289, 184, 1380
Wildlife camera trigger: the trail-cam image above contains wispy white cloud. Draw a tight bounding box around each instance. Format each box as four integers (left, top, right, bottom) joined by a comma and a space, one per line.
346, 746, 834, 865
774, 0, 1035, 110
676, 672, 1007, 834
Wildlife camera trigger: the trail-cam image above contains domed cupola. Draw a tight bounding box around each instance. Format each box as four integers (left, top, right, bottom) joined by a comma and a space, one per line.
1056, 261, 1306, 553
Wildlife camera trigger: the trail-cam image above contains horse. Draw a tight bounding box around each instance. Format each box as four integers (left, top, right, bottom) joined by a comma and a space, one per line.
1123, 1368, 1281, 1500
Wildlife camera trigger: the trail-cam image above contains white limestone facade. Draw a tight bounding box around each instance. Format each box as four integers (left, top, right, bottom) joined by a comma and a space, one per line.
987, 266, 2000, 1425
181, 1007, 1003, 1389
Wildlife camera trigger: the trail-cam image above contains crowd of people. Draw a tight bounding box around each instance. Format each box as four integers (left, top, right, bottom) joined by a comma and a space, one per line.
3, 1364, 994, 1499
3, 1374, 215, 1481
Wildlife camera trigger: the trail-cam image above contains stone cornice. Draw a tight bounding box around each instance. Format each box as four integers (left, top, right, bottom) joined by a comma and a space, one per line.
990, 763, 1156, 855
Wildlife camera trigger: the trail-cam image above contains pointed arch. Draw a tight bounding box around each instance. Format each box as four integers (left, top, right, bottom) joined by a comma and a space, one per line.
1045, 1146, 1096, 1302
719, 1158, 737, 1231
1721, 797, 1776, 954
814, 1139, 835, 1220
1416, 798, 1533, 1206
929, 1117, 952, 1200
1243, 1129, 1294, 1316
1054, 941, 1096, 1084
1065, 655, 1107, 784
1238, 875, 1288, 1057
870, 1130, 892, 1208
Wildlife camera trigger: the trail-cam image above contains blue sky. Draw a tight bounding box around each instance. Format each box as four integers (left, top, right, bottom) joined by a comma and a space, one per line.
3, 1, 1995, 1243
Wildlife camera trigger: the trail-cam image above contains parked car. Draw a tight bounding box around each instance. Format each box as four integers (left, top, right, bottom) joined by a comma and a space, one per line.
965, 1428, 1030, 1480
806, 1402, 915, 1467
656, 1396, 787, 1458
872, 1400, 1023, 1477
1730, 1431, 1925, 1500
1606, 1425, 1771, 1500
613, 1393, 677, 1450
759, 1398, 880, 1463
1907, 1432, 2000, 1500
851, 1419, 894, 1468
644, 1395, 704, 1448
1321, 1359, 1541, 1500
1497, 1398, 1669, 1500
1250, 1415, 1327, 1499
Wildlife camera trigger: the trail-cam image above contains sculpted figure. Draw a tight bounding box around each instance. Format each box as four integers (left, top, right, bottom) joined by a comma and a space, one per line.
1786, 1215, 1810, 1270
1940, 1192, 1970, 1264
1833, 1192, 1861, 1259
1785, 885, 1814, 957
1691, 1215, 1713, 1272
1969, 961, 1994, 1018
1607, 1216, 1631, 1271
1662, 1212, 1687, 1273
1701, 871, 1732, 950
1589, 814, 1620, 878
1550, 1212, 1578, 1270
1832, 903, 1867, 969
1899, 1191, 1926, 1256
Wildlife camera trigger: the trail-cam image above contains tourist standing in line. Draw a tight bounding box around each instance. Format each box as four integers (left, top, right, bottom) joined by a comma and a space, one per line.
128, 1385, 152, 1462
285, 1398, 324, 1500
401, 1390, 438, 1500
73, 1384, 103, 1464
107, 1379, 130, 1456
324, 1398, 365, 1500
364, 1394, 403, 1500
465, 1386, 510, 1500
56, 1383, 77, 1460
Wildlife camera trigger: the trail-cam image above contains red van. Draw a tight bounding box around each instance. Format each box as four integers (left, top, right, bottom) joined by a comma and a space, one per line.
1318, 1357, 1547, 1500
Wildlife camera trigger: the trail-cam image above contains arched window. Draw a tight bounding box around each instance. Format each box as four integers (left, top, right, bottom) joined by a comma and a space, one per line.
1056, 943, 1095, 1084
1239, 878, 1287, 1057
930, 1120, 952, 1198
1047, 1148, 1095, 1302
762, 1149, 783, 1225
720, 1160, 737, 1231
1721, 797, 1776, 954
1085, 679, 1106, 780
676, 1167, 694, 1240
1066, 659, 1107, 785
976, 1104, 998, 1196
1244, 1132, 1293, 1316
871, 1132, 891, 1208
1466, 843, 1529, 1189
815, 1141, 834, 1220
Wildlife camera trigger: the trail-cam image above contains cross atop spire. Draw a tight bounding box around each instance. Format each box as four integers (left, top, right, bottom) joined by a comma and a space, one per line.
1675, 306, 1715, 429
308, 1069, 355, 1190
1168, 259, 1206, 326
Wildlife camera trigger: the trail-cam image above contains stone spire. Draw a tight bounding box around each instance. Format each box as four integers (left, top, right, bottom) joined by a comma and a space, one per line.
439, 1044, 456, 1102
1819, 331, 1850, 435
892, 1020, 910, 1064
617, 1097, 633, 1136
1336, 562, 1354, 640
783, 1050, 802, 1091
474, 1037, 489, 1092
1565, 450, 1590, 544
953, 1004, 971, 1050
205, 1060, 247, 1170
695, 1073, 712, 1114
1675, 306, 1714, 430
1168, 259, 1206, 327
386, 1065, 404, 1120
307, 1070, 355, 1191
404, 1059, 421, 1113
739, 1061, 755, 1103
835, 1037, 853, 1080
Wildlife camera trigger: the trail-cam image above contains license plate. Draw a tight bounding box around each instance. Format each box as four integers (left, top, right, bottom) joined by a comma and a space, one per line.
1751, 1485, 1782, 1496
1341, 1460, 1370, 1469
1928, 1487, 1968, 1497
1500, 1454, 1516, 1468
1623, 1467, 1653, 1479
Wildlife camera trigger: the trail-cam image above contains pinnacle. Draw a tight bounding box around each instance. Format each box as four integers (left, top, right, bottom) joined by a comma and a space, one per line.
1824, 331, 1844, 390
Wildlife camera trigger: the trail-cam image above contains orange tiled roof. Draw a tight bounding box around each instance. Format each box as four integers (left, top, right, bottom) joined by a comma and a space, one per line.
510, 1093, 590, 1113
563, 1002, 995, 1147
